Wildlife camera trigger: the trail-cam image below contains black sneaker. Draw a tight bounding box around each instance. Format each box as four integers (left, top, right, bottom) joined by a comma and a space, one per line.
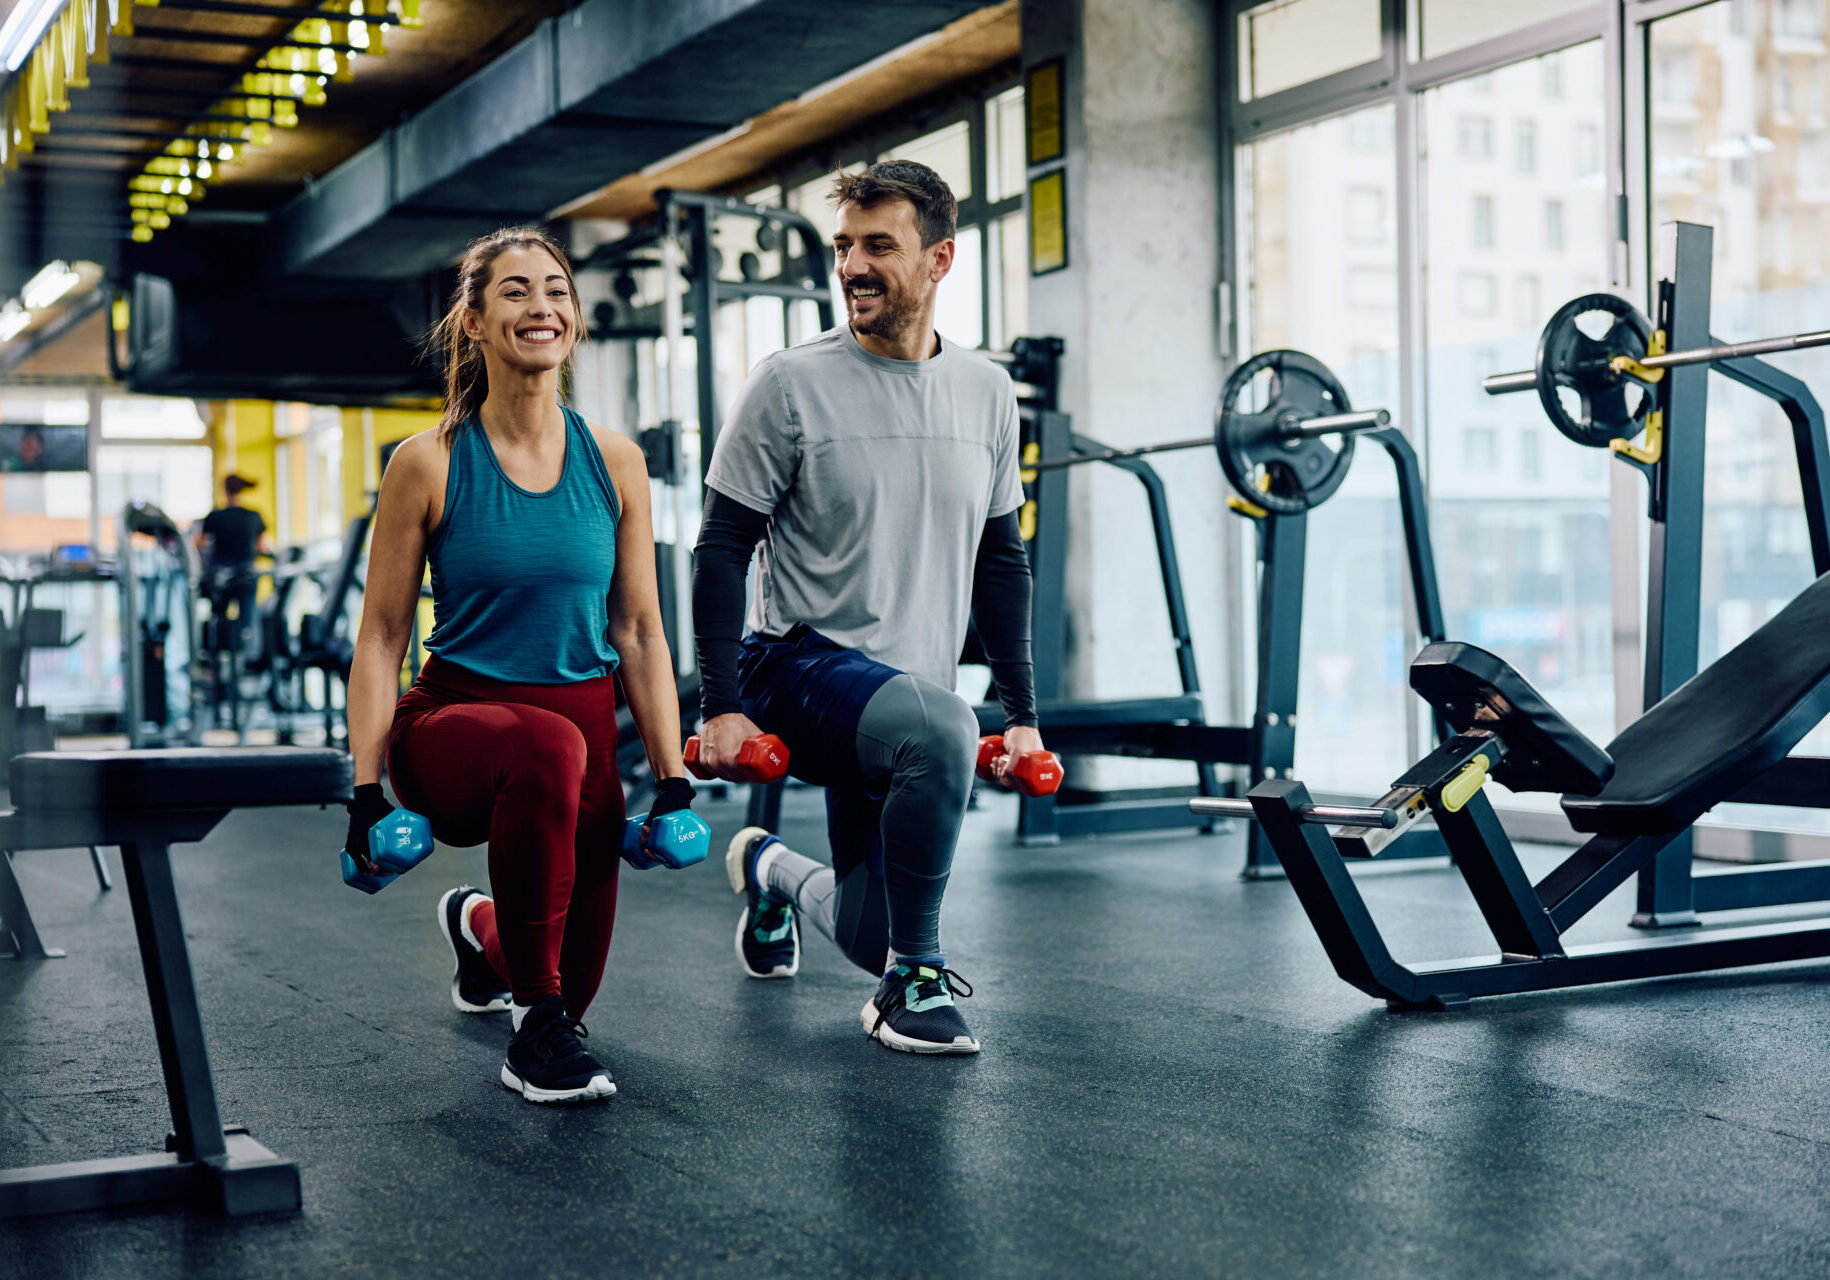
724, 826, 800, 979
436, 886, 512, 1014
862, 964, 980, 1055
500, 996, 615, 1103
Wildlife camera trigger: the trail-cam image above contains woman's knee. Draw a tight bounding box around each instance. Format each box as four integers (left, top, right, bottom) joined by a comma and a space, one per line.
501, 712, 589, 796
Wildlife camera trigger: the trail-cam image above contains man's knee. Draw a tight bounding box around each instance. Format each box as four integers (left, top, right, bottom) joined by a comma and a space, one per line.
906, 682, 978, 792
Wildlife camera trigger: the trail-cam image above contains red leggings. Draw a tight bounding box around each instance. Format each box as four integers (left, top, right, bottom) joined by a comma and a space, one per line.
386, 655, 623, 1014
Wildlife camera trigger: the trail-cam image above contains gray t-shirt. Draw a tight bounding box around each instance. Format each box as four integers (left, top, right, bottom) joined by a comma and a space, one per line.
705, 323, 1025, 688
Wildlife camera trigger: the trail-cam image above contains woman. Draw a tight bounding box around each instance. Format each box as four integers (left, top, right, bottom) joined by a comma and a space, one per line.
344, 226, 692, 1104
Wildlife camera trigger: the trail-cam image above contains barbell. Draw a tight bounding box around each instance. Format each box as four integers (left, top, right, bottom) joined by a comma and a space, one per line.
1025, 349, 1391, 515
1187, 796, 1398, 829
1483, 292, 1830, 448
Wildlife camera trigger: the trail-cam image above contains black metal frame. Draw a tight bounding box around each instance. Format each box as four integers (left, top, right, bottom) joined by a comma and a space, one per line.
0, 807, 300, 1217
1628, 222, 1830, 927
1247, 774, 1830, 1010
1243, 221, 1830, 1009
1005, 400, 1454, 867
580, 192, 835, 829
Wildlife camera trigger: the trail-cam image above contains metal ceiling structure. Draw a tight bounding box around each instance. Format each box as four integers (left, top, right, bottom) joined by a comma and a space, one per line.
2, 0, 992, 295
0, 1, 573, 296
0, 0, 996, 397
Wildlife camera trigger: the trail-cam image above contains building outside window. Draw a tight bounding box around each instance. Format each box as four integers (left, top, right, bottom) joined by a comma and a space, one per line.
1459, 114, 1493, 159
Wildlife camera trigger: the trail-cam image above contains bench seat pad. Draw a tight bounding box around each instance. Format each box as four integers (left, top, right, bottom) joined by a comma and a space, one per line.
1563, 572, 1830, 835
10, 748, 353, 813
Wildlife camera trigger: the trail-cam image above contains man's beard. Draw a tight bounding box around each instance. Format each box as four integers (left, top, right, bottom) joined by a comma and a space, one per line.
846, 277, 914, 338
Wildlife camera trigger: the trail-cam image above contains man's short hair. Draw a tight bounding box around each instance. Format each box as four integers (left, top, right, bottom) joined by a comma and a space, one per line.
829, 160, 958, 248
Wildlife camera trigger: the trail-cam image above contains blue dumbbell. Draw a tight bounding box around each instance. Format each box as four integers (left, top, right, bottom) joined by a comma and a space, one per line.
620, 809, 712, 871
341, 808, 435, 894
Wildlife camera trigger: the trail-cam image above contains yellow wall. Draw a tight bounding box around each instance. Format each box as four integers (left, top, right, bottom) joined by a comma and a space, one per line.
338, 406, 439, 518
217, 400, 278, 529
339, 407, 442, 682
207, 399, 443, 683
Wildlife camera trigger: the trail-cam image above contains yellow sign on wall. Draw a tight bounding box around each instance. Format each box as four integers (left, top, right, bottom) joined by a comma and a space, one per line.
1029, 169, 1067, 276
1025, 59, 1064, 166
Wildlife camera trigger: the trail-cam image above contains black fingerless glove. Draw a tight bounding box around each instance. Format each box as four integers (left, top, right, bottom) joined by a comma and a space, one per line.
345, 783, 395, 871
647, 776, 696, 821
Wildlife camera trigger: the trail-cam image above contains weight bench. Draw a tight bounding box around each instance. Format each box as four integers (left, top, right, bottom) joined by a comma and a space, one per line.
1203, 571, 1830, 1008
0, 748, 351, 1217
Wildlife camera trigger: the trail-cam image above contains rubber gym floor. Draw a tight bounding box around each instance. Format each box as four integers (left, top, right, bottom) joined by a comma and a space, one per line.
2, 784, 1826, 1280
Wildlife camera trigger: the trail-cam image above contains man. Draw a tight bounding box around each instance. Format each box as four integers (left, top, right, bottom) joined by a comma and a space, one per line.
196, 473, 271, 654
692, 159, 1044, 1056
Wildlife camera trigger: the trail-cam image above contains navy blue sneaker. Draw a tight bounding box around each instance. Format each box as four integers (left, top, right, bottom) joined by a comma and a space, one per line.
725, 826, 800, 979
500, 996, 615, 1103
862, 964, 979, 1055
436, 886, 511, 1014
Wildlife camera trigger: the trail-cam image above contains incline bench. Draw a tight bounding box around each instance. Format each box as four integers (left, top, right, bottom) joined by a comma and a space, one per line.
1193, 570, 1830, 1009
0, 747, 351, 1216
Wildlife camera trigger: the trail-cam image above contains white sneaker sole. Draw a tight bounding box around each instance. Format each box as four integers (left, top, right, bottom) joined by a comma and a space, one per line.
725, 826, 771, 895
437, 887, 511, 1014
499, 1064, 616, 1104
727, 827, 800, 979
860, 999, 981, 1055
733, 906, 801, 979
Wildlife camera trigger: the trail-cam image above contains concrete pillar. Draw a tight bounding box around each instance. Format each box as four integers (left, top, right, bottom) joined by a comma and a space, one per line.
1021, 0, 1235, 784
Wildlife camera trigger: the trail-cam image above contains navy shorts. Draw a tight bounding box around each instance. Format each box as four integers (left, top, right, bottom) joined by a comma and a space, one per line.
737, 625, 900, 790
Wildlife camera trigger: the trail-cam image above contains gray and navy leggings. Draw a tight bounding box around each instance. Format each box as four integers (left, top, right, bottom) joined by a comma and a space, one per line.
739, 628, 978, 972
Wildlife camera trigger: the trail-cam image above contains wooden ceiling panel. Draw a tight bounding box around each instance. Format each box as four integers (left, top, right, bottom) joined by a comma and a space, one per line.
558, 2, 1020, 223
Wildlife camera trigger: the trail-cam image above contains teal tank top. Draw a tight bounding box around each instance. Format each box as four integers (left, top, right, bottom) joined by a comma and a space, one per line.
424, 406, 620, 683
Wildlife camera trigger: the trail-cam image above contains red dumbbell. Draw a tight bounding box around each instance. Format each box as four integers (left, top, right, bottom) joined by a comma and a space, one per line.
976, 734, 1063, 798
684, 732, 790, 783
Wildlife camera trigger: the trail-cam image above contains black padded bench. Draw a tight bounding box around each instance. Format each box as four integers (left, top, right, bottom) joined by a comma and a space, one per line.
1233, 571, 1830, 1008
0, 748, 351, 1218
1562, 569, 1830, 834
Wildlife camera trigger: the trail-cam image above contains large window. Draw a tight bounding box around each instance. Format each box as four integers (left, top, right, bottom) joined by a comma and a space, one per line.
772, 82, 1027, 355
1228, 0, 1830, 843
1650, 1, 1830, 792
1241, 105, 1408, 792
1421, 42, 1616, 764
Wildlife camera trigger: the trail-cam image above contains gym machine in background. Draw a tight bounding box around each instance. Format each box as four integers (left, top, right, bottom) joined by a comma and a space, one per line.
119, 503, 199, 749
1009, 347, 1451, 875
1208, 219, 1830, 1007
0, 547, 112, 761
1480, 219, 1830, 931
580, 190, 836, 814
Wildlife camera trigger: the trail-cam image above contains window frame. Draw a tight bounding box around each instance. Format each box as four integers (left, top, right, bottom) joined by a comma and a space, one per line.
722, 73, 1025, 352
1223, 0, 1830, 855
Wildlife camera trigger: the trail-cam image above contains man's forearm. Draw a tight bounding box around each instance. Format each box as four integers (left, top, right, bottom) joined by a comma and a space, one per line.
691, 491, 772, 719
972, 511, 1038, 728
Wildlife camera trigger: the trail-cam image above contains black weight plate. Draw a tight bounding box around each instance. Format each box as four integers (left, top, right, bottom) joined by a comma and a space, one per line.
755, 222, 780, 252
739, 251, 762, 281
1533, 292, 1654, 448
1215, 350, 1356, 515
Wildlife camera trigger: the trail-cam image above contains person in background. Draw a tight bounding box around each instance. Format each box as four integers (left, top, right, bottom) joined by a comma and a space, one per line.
195, 474, 272, 654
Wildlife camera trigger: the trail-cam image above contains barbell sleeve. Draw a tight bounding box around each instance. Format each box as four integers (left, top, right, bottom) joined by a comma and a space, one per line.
1278, 408, 1390, 438
1187, 798, 1399, 829
1483, 370, 1539, 396
1486, 327, 1830, 396
1636, 329, 1830, 370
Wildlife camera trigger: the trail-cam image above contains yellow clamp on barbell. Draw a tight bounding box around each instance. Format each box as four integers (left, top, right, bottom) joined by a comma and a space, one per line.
1608, 328, 1668, 384
1611, 408, 1664, 467
1439, 754, 1490, 814
1226, 471, 1272, 520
